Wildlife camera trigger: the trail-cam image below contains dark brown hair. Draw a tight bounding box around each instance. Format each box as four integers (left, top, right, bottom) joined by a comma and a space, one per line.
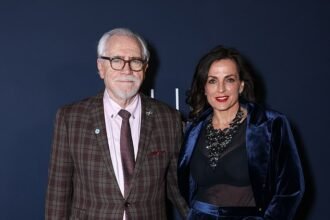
186, 45, 256, 119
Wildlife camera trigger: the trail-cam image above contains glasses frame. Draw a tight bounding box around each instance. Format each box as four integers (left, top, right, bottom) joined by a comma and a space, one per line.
99, 56, 146, 72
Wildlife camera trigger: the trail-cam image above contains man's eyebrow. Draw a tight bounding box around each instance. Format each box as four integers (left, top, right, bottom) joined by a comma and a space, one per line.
129, 56, 144, 60
110, 55, 143, 60
110, 55, 124, 59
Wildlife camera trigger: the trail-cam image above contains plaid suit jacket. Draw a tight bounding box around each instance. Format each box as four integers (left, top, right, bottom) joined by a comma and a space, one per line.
45, 92, 188, 219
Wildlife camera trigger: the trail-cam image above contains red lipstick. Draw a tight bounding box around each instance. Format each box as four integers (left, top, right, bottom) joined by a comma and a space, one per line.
215, 96, 228, 102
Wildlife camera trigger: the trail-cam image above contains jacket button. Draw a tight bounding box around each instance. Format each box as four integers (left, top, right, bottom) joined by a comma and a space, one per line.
125, 202, 131, 207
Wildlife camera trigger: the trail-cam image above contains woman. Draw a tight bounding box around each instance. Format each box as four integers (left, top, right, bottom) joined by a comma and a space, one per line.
178, 45, 304, 219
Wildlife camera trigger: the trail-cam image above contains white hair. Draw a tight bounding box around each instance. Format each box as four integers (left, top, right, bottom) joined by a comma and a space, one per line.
97, 28, 150, 61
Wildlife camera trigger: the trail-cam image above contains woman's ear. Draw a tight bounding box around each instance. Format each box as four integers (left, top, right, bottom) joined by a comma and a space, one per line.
239, 81, 245, 94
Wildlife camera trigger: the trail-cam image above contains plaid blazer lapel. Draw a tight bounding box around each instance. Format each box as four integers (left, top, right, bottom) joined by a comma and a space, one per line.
125, 94, 154, 198
90, 92, 119, 189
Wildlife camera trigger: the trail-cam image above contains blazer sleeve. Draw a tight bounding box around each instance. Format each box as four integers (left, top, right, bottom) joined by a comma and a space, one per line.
166, 111, 189, 219
45, 108, 73, 219
264, 115, 305, 220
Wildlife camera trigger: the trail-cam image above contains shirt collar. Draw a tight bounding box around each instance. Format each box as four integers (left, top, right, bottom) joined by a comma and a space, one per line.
104, 90, 140, 119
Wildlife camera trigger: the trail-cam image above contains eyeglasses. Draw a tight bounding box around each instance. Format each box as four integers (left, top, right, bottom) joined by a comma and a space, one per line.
99, 56, 146, 71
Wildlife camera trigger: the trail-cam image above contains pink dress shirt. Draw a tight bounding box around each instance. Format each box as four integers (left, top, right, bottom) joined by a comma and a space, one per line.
103, 90, 141, 203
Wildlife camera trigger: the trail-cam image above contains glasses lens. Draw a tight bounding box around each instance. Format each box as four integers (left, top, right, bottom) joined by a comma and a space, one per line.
110, 58, 125, 70
130, 59, 144, 71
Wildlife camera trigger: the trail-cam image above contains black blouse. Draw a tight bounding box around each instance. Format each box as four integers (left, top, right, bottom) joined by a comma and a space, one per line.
190, 119, 256, 207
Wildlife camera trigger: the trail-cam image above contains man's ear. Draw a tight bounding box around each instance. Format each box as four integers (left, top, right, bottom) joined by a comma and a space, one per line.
142, 63, 149, 80
144, 63, 148, 71
97, 59, 105, 79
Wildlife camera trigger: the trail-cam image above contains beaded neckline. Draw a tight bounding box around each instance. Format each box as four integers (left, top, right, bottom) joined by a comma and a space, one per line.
205, 107, 244, 169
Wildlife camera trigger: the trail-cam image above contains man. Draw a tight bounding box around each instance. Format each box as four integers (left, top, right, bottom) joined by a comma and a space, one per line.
45, 28, 188, 219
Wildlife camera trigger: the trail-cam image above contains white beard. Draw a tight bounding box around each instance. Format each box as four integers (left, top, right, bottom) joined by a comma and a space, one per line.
112, 85, 140, 100
111, 75, 142, 100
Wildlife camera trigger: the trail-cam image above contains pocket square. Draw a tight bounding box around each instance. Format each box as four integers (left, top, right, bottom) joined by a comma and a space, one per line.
148, 150, 166, 156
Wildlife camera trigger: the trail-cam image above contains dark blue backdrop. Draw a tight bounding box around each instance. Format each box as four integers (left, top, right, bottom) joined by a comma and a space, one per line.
1, 1, 329, 219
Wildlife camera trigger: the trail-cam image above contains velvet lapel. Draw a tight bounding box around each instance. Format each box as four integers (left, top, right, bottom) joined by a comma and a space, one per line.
125, 94, 154, 198
179, 108, 212, 169
178, 108, 212, 203
89, 92, 122, 196
244, 102, 270, 207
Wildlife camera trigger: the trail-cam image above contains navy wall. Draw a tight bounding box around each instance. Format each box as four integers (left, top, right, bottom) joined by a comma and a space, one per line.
0, 1, 329, 219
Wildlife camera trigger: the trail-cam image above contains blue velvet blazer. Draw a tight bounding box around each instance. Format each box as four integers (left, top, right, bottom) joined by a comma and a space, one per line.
178, 102, 305, 220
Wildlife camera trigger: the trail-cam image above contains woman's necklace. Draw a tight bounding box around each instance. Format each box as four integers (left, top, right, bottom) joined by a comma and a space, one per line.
205, 107, 244, 169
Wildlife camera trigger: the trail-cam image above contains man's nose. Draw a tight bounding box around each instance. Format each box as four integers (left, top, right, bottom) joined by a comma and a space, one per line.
121, 61, 133, 74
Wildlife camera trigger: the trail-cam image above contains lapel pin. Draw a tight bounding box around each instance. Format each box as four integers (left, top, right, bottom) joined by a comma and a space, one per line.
95, 128, 100, 134
146, 109, 153, 116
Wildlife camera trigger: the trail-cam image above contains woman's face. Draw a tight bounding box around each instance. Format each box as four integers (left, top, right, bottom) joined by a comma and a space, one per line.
204, 59, 244, 114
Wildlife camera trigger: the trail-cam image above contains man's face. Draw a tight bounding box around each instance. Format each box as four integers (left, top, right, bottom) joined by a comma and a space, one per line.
97, 35, 147, 103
